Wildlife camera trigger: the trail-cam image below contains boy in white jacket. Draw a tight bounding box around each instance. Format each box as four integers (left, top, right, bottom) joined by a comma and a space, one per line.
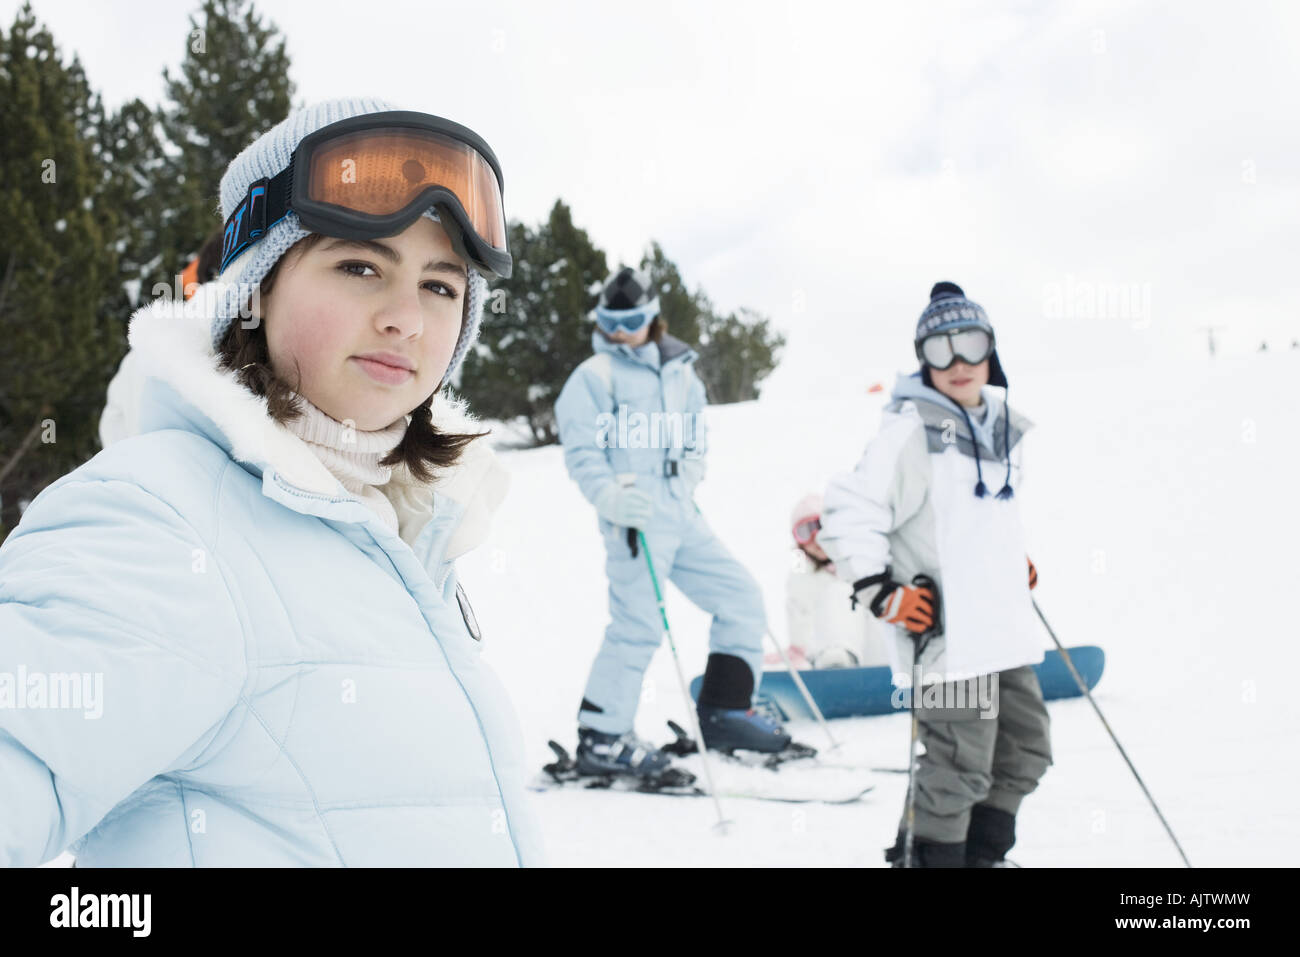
820, 282, 1050, 867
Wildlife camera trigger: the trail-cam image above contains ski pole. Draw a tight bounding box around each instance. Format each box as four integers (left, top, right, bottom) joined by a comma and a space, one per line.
635, 528, 733, 833
902, 574, 941, 869
901, 643, 928, 870
764, 628, 839, 751
1032, 597, 1192, 868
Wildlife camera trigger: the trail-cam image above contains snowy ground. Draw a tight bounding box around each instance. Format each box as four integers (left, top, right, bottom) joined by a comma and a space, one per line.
455, 350, 1300, 867
40, 350, 1299, 868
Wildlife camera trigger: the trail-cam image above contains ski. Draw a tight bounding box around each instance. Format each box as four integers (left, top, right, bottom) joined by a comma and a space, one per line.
666, 725, 908, 775
534, 740, 875, 805
656, 720, 878, 802
719, 784, 874, 805
660, 719, 817, 768
528, 774, 875, 805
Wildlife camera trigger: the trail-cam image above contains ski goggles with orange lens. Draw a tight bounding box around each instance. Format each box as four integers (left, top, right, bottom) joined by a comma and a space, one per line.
219, 111, 511, 279
916, 327, 994, 370
792, 515, 821, 546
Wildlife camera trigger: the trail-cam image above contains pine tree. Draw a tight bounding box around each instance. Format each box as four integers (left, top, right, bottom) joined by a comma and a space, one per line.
458, 203, 786, 442
640, 240, 706, 347
156, 0, 293, 282
638, 241, 785, 404
0, 3, 121, 540
695, 307, 786, 404
97, 98, 170, 315
459, 200, 607, 444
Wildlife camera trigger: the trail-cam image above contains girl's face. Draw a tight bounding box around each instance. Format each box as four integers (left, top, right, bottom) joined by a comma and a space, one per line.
929, 358, 989, 408
260, 216, 468, 430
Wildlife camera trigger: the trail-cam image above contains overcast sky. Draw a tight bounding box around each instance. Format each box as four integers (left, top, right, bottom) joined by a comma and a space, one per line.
13, 0, 1300, 396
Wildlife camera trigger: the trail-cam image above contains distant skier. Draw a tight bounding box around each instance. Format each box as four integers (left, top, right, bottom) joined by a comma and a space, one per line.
554, 267, 790, 777
820, 282, 1050, 867
782, 492, 887, 669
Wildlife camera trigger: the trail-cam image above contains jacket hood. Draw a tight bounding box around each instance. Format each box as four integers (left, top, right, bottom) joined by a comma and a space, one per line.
888, 371, 1033, 499
889, 371, 1031, 450
122, 292, 507, 559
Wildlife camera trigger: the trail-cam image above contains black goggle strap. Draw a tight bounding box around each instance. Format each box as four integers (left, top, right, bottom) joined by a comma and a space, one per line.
219, 166, 293, 275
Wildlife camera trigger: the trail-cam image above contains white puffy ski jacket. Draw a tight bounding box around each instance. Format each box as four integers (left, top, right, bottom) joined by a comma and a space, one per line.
819, 372, 1044, 684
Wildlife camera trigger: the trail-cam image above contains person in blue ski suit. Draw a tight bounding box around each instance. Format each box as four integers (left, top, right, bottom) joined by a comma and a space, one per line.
0, 98, 544, 867
553, 267, 790, 775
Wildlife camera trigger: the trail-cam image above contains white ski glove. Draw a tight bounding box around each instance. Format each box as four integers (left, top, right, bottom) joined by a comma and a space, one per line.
593, 483, 654, 528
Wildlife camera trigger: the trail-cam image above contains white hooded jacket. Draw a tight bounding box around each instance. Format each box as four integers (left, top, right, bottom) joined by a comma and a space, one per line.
820, 372, 1043, 685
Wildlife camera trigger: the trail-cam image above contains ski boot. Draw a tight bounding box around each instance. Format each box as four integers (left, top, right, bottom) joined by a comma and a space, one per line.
575, 727, 674, 778
697, 705, 792, 754
884, 830, 966, 868
965, 804, 1018, 867
691, 653, 811, 765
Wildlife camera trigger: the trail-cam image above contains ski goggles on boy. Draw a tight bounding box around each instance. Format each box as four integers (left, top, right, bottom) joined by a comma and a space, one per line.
792, 516, 821, 546
915, 327, 994, 370
595, 302, 659, 335
219, 111, 511, 279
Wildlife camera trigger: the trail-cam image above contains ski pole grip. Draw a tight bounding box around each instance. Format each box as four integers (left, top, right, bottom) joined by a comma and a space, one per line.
617, 473, 640, 557
910, 573, 943, 651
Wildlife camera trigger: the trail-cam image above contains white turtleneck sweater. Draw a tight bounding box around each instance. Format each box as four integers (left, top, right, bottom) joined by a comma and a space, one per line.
283, 396, 408, 534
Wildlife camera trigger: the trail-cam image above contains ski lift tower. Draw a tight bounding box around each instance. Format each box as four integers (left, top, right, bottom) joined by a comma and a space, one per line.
1199, 325, 1224, 358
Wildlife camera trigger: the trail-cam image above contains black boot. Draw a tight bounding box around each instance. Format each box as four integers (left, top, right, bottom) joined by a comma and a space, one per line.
884, 829, 966, 868
965, 804, 1016, 867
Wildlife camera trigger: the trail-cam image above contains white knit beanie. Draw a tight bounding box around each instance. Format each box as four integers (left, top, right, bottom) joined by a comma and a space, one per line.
212, 97, 490, 390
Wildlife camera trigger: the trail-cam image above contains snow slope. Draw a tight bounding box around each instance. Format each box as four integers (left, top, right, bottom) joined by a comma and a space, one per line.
37, 350, 1297, 869
455, 350, 1300, 867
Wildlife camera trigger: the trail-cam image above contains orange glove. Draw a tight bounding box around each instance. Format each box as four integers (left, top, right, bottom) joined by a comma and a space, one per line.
875, 582, 937, 634
1027, 556, 1038, 590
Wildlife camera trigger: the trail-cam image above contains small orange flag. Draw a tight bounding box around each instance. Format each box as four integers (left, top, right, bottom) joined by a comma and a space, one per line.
180, 258, 200, 300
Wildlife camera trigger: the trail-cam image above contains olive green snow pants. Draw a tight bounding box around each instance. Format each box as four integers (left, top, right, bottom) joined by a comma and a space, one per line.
902, 664, 1054, 844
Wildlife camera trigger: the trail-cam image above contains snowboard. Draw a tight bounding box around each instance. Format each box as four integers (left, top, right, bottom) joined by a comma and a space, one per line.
690, 645, 1105, 721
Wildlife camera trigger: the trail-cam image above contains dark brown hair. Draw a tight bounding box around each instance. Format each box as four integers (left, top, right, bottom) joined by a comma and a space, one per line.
215, 233, 485, 484
195, 227, 226, 285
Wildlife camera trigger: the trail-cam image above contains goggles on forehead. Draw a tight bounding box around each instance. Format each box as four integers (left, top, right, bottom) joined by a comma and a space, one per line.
595, 301, 659, 335
792, 515, 821, 546
219, 111, 511, 280
916, 327, 994, 371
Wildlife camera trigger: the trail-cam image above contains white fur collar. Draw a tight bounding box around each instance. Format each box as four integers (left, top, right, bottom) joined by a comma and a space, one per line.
128, 295, 341, 494
125, 293, 508, 558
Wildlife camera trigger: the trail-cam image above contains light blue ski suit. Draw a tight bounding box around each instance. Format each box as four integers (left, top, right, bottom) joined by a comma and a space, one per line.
0, 297, 543, 866
553, 330, 766, 734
